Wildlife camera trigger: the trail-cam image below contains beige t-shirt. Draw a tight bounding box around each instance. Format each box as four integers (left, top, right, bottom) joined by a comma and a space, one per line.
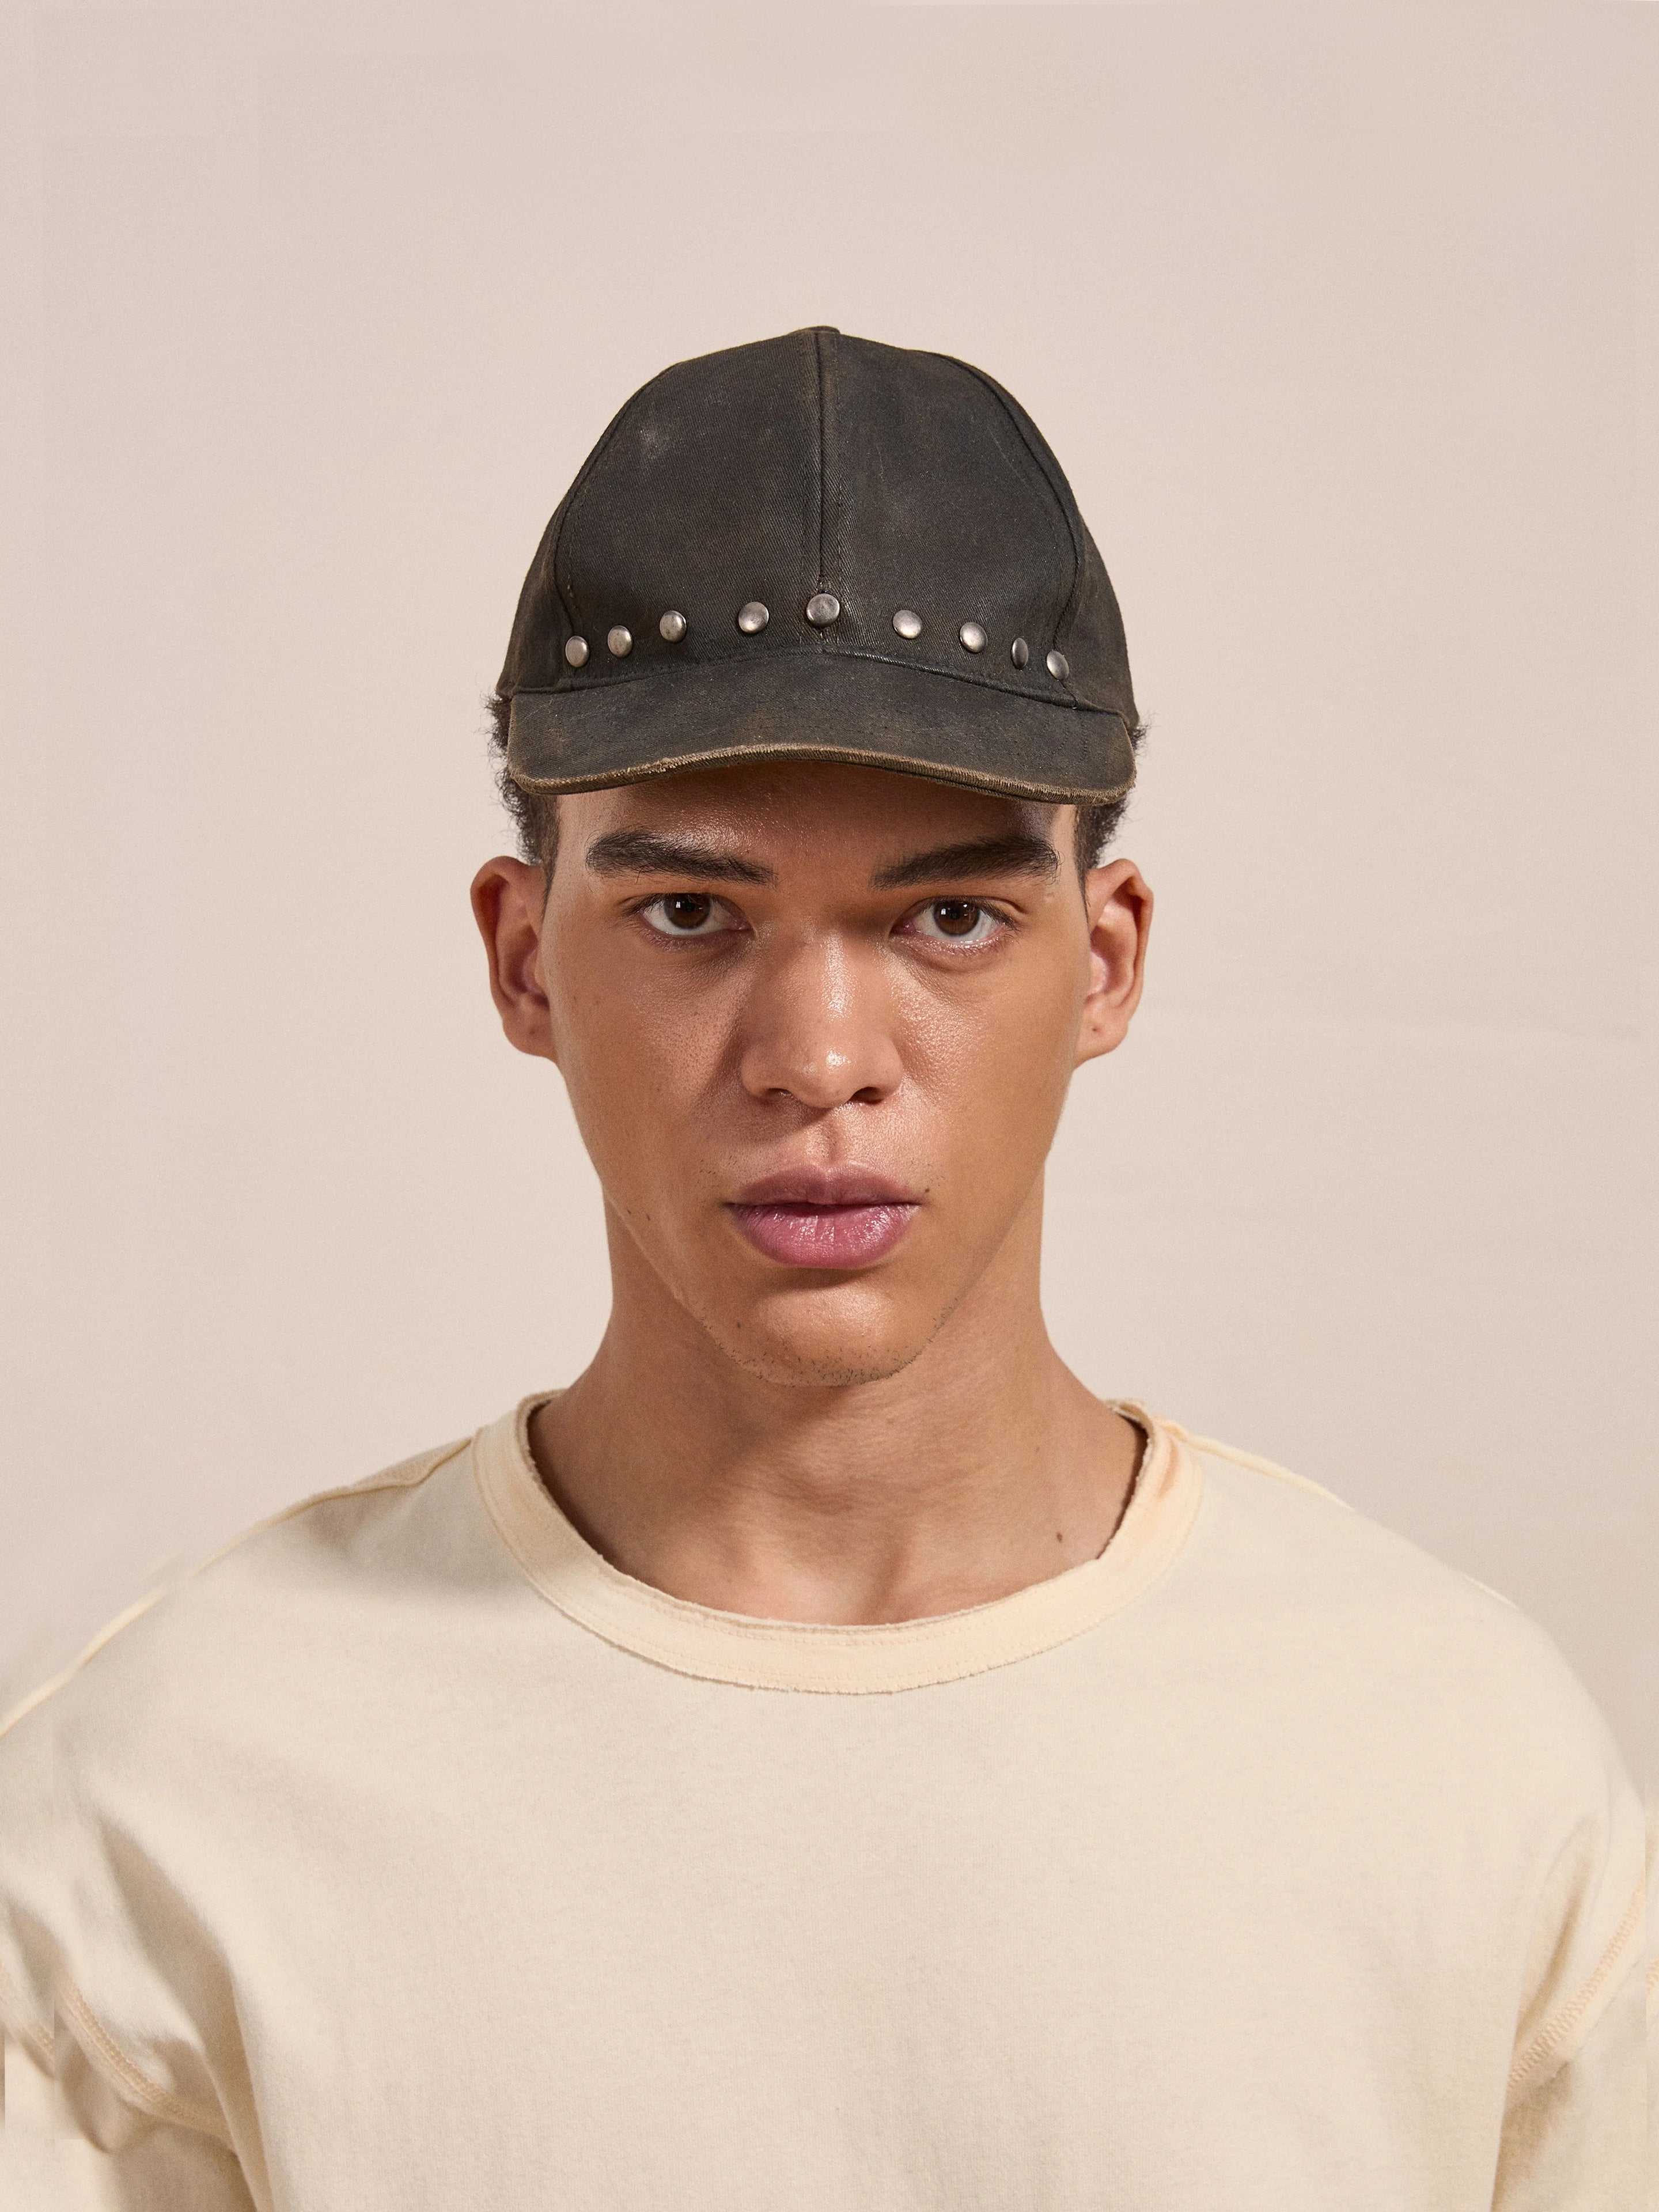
0, 1402, 1648, 2209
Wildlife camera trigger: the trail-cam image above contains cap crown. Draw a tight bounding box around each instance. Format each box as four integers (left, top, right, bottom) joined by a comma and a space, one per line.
499, 327, 1136, 729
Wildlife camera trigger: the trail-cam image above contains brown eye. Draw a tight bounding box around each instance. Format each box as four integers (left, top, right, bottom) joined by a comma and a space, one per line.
930, 900, 982, 936
641, 892, 730, 938
908, 897, 1002, 946
663, 893, 712, 930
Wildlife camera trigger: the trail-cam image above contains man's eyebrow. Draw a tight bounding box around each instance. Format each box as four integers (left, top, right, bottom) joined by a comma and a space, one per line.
870, 834, 1060, 890
583, 829, 777, 886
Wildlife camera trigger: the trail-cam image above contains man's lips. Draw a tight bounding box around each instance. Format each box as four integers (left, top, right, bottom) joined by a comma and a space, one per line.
725, 1168, 922, 1271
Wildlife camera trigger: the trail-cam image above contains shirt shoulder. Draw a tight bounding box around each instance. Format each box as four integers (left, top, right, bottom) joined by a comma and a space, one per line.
1, 1433, 475, 1752
1160, 1417, 1646, 2096
1160, 1412, 1641, 1925
1170, 1416, 1586, 1699
0, 1430, 484, 2131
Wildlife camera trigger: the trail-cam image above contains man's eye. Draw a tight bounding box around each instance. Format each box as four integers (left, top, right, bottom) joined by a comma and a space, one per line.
908, 899, 1002, 945
641, 892, 731, 937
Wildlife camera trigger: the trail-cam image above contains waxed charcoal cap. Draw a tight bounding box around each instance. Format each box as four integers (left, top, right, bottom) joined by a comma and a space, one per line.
499, 327, 1139, 804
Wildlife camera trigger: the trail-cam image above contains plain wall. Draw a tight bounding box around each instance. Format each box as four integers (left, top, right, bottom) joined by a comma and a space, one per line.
2, 3, 1653, 1778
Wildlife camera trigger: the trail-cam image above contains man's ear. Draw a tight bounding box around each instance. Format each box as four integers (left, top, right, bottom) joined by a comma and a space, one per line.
470, 858, 558, 1063
1074, 858, 1152, 1069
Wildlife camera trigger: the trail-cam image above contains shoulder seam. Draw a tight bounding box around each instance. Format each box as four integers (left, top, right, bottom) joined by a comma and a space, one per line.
1163, 1424, 1353, 1510
1506, 1876, 1646, 2105
1166, 1425, 1519, 1612
0, 1437, 474, 1741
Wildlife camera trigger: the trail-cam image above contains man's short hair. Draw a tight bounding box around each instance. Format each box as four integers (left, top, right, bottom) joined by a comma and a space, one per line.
486, 694, 1142, 885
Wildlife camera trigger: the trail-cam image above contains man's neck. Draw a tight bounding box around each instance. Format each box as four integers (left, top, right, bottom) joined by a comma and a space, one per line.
526, 1207, 1143, 1627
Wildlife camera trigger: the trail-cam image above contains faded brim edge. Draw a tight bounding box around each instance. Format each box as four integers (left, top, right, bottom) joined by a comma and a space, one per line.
506, 650, 1138, 805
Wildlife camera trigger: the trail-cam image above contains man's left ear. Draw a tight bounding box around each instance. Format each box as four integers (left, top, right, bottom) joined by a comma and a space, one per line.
1074, 859, 1153, 1068
471, 857, 560, 1063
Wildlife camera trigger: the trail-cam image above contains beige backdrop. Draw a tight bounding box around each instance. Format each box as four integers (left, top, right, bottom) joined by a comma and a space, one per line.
2, 3, 1654, 1779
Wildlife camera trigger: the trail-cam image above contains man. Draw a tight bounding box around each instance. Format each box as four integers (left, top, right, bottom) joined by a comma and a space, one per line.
0, 329, 1646, 2209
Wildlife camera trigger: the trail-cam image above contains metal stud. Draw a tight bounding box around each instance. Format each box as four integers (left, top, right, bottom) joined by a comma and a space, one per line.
737, 601, 770, 634
607, 626, 633, 658
659, 610, 687, 642
892, 608, 922, 640
1046, 649, 1070, 680
1011, 637, 1029, 669
805, 591, 841, 627
959, 620, 987, 654
564, 635, 589, 668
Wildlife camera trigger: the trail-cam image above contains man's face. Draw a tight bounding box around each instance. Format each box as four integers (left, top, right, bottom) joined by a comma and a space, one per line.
475, 762, 1150, 1387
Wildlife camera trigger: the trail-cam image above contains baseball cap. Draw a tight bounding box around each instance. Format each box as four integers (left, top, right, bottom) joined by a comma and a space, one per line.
499, 327, 1139, 805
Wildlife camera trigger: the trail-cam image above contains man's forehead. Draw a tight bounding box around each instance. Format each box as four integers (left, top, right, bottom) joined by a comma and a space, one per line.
566, 760, 1060, 854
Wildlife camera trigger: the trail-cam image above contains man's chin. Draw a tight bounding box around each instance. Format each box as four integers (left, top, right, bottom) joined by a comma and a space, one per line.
688, 1283, 953, 1391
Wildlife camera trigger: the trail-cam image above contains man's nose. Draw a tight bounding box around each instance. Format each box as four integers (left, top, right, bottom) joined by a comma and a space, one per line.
736, 933, 904, 1109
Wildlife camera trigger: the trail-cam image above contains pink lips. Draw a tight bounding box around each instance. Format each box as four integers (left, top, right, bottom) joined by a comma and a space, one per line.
726, 1168, 922, 1271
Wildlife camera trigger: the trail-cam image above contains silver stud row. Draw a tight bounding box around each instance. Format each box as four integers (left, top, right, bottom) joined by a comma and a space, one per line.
564, 598, 1069, 679
899, 609, 1066, 678
893, 605, 1068, 678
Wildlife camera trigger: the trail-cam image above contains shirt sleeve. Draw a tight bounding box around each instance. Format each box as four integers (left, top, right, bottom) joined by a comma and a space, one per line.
1491, 1949, 1647, 2210
1483, 1707, 1653, 2212
0, 1668, 257, 2208
2, 2032, 256, 2212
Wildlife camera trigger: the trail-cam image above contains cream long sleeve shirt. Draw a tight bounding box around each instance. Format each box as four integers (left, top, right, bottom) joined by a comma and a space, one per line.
0, 1400, 1648, 2210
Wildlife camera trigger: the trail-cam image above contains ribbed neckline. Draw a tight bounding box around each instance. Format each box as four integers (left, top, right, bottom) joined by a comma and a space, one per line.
472, 1396, 1203, 1695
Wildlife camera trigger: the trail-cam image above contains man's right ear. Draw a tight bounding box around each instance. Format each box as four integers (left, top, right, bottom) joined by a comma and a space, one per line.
470, 858, 559, 1063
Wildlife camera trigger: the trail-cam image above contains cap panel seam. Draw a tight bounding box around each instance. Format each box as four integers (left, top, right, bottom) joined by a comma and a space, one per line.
810, 328, 828, 654
821, 327, 843, 600
537, 497, 580, 655
943, 358, 1082, 685
811, 327, 827, 599
548, 376, 669, 641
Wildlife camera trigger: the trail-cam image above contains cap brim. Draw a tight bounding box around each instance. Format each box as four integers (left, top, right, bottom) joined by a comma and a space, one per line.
506, 650, 1137, 805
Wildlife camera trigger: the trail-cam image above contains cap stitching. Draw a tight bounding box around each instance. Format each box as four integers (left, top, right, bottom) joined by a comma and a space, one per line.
548, 369, 675, 641
945, 359, 1085, 694
811, 328, 830, 627
823, 328, 844, 605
